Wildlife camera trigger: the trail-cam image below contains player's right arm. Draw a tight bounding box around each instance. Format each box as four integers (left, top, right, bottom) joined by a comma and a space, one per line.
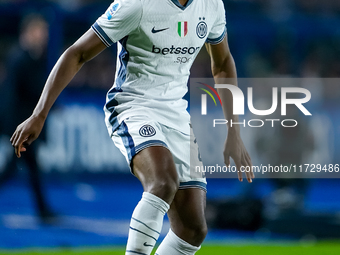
10, 29, 107, 157
11, 0, 142, 157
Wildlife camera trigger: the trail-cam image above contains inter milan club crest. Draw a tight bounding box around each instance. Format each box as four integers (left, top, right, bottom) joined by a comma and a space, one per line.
139, 125, 156, 137
196, 17, 207, 39
178, 21, 188, 37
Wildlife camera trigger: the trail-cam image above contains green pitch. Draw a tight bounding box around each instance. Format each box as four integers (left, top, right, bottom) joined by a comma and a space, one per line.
1, 243, 340, 255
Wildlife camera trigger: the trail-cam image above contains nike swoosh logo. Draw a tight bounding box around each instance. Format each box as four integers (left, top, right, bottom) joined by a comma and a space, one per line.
143, 242, 154, 247
152, 27, 169, 33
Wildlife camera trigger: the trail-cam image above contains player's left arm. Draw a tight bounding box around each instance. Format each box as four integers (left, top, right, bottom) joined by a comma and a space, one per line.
205, 37, 254, 183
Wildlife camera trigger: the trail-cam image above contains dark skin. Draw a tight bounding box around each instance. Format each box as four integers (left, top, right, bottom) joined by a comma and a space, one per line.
206, 37, 254, 183
178, 0, 189, 7
133, 146, 207, 246
132, 37, 254, 246
11, 21, 254, 248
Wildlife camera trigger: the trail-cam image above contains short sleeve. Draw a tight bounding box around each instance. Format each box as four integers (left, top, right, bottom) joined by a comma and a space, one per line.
206, 0, 227, 45
91, 0, 143, 47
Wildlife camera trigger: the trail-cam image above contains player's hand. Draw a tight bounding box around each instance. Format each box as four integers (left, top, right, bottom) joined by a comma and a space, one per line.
10, 114, 46, 158
224, 130, 254, 183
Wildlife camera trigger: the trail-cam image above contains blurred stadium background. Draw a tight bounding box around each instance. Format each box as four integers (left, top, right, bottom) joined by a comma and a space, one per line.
0, 0, 340, 254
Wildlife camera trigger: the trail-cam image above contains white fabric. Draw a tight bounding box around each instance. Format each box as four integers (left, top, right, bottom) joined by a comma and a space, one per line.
111, 115, 206, 188
92, 0, 227, 136
126, 192, 170, 255
93, 0, 143, 44
155, 229, 201, 255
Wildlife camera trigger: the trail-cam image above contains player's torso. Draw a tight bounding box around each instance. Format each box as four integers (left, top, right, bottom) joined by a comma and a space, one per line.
105, 0, 224, 134
123, 0, 217, 86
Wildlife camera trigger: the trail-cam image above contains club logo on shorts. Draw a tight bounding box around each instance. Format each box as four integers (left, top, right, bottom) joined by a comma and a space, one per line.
196, 18, 207, 39
139, 125, 156, 137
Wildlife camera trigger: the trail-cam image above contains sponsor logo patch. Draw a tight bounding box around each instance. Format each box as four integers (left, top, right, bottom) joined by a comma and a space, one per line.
106, 2, 120, 20
151, 45, 200, 55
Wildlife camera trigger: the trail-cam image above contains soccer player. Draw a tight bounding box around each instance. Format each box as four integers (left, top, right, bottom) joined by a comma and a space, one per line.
11, 0, 254, 254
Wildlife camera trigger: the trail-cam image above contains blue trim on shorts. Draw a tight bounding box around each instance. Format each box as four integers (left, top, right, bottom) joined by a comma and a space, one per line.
116, 121, 135, 161
179, 181, 207, 192
129, 140, 169, 175
132, 140, 168, 159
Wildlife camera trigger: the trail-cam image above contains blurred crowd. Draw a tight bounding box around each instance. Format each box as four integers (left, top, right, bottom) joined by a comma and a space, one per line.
2, 0, 340, 14
0, 0, 339, 89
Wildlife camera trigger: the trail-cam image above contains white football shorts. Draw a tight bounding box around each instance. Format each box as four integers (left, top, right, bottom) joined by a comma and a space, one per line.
110, 115, 207, 191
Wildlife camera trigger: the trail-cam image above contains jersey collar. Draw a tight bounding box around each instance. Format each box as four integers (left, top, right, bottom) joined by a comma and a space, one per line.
170, 0, 194, 10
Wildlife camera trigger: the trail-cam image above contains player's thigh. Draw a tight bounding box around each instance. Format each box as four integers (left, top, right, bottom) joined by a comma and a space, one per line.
167, 188, 207, 245
111, 116, 179, 198
132, 145, 179, 200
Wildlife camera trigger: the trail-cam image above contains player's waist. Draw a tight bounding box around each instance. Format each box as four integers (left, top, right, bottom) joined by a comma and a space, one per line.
106, 88, 187, 102
109, 106, 191, 136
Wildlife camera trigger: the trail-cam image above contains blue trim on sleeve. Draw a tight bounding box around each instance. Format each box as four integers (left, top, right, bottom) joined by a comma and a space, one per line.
206, 26, 227, 45
91, 22, 114, 47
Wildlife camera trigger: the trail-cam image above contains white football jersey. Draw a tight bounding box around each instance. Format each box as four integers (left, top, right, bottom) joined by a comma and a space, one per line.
92, 0, 227, 135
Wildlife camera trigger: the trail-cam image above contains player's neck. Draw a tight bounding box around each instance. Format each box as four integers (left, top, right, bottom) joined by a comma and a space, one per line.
178, 0, 189, 7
